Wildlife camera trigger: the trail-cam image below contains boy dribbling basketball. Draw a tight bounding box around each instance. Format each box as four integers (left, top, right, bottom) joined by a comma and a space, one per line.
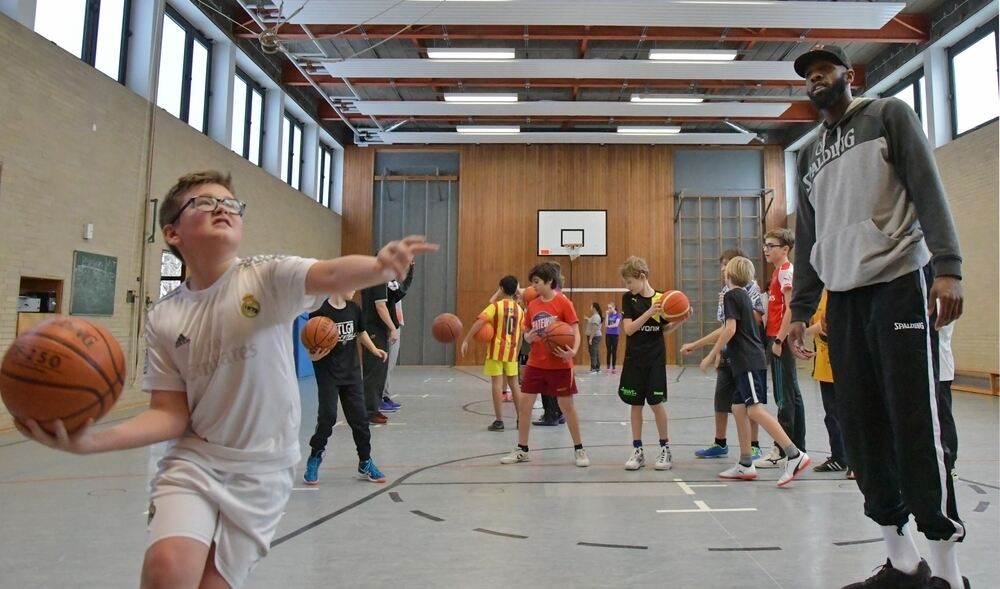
500, 262, 589, 467
15, 170, 436, 589
618, 256, 690, 471
460, 275, 524, 431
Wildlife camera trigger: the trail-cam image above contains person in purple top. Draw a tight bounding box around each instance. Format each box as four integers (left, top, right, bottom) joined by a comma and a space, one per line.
604, 302, 623, 374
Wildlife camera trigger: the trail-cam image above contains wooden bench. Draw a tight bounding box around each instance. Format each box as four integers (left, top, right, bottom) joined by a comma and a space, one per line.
952, 370, 1000, 396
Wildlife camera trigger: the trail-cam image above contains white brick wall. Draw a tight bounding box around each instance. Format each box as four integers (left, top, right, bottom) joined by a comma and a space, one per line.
0, 15, 342, 430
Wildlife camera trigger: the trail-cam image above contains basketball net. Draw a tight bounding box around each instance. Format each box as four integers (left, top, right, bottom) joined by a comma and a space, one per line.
566, 244, 582, 261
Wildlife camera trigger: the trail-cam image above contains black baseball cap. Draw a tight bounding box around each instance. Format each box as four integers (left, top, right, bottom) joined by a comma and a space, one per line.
793, 44, 852, 78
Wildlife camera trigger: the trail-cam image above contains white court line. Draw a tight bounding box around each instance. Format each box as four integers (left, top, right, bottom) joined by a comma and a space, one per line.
675, 479, 696, 495
292, 487, 319, 491
688, 484, 728, 489
595, 421, 628, 426
657, 500, 757, 514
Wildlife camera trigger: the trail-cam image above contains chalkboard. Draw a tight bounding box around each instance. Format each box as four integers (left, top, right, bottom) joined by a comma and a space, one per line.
70, 251, 118, 316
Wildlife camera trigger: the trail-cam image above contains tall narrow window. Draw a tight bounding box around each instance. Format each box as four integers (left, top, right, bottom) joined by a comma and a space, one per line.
282, 112, 304, 189
949, 21, 1000, 137
33, 0, 131, 83
156, 7, 212, 133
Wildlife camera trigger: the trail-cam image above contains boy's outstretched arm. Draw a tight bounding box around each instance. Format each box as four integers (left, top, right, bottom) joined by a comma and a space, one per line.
306, 236, 438, 295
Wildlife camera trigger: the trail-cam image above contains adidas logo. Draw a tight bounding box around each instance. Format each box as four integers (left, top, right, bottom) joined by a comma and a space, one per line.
175, 334, 190, 348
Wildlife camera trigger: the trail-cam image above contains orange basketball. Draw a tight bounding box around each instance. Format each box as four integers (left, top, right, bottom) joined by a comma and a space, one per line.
521, 286, 538, 305
473, 322, 495, 344
659, 290, 691, 320
432, 313, 463, 343
543, 321, 576, 354
301, 316, 338, 351
0, 317, 125, 435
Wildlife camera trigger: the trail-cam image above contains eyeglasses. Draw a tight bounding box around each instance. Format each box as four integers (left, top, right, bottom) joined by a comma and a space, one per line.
762, 243, 784, 250
169, 195, 247, 225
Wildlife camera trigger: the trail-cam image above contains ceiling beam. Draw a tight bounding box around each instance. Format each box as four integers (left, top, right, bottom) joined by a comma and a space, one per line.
241, 16, 928, 44
322, 101, 818, 122
376, 131, 758, 145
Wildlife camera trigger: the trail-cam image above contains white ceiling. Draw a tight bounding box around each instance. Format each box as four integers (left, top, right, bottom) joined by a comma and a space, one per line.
322, 59, 802, 81
278, 0, 905, 29
377, 131, 757, 144
353, 100, 793, 117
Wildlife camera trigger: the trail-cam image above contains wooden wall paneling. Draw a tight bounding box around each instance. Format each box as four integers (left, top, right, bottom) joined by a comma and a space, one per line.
342, 147, 374, 256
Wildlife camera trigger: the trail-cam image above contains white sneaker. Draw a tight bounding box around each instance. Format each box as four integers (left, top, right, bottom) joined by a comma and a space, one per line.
500, 448, 530, 464
624, 447, 645, 470
777, 452, 811, 487
753, 446, 785, 469
575, 448, 591, 467
719, 462, 758, 480
654, 446, 673, 470
533, 397, 543, 409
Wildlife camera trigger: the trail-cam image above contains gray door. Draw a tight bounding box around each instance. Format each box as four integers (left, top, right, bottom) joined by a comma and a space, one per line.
675, 194, 765, 366
372, 152, 459, 365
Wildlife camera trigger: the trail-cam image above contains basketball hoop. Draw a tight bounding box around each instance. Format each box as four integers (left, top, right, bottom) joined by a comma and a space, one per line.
566, 244, 582, 261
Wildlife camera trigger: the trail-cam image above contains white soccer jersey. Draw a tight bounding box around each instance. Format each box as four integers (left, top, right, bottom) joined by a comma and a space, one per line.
142, 255, 323, 474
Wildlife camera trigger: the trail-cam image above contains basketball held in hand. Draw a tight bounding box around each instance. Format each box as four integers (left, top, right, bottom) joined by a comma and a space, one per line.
473, 322, 495, 344
0, 317, 125, 435
432, 313, 463, 343
301, 316, 338, 351
543, 321, 575, 354
659, 290, 691, 321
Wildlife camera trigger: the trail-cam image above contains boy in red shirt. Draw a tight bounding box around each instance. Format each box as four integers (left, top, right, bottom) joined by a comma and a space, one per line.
500, 262, 590, 467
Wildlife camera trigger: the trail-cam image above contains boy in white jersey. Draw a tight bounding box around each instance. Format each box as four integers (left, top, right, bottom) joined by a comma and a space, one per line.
16, 170, 436, 589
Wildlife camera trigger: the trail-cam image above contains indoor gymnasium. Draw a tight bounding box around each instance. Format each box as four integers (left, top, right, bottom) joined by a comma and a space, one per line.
1, 1, 998, 588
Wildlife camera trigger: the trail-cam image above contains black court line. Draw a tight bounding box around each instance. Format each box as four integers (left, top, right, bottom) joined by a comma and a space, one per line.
271, 444, 623, 547
411, 510, 444, 522
958, 477, 1000, 491
973, 501, 990, 513
708, 547, 781, 552
474, 528, 528, 539
834, 538, 883, 546
969, 484, 987, 495
389, 492, 403, 503
578, 541, 647, 550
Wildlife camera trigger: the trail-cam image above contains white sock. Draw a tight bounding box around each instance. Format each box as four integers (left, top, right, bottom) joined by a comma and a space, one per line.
881, 524, 921, 574
926, 540, 963, 588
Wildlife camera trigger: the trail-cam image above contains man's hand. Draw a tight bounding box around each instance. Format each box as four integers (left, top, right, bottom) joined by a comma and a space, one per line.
787, 321, 815, 360
15, 418, 97, 454
929, 276, 963, 329
375, 236, 439, 281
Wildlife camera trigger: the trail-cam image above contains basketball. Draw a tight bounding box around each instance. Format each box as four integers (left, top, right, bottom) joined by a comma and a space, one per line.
0, 317, 125, 435
432, 313, 463, 343
521, 286, 538, 305
659, 290, 691, 320
543, 321, 576, 353
473, 322, 495, 343
301, 316, 338, 351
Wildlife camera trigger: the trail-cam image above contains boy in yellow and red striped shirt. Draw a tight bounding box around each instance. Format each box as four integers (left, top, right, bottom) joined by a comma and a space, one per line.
461, 275, 525, 431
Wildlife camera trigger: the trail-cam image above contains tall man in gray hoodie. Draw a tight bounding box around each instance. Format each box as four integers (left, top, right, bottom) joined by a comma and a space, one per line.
787, 45, 967, 589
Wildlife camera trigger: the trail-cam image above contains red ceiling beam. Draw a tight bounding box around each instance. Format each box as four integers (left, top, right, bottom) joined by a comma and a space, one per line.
321, 101, 819, 122
243, 16, 927, 44
286, 64, 866, 90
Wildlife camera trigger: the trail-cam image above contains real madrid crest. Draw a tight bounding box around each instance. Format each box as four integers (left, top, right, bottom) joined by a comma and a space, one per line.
241, 294, 261, 318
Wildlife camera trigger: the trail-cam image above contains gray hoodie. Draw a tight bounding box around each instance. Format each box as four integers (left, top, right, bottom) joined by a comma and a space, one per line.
790, 97, 963, 324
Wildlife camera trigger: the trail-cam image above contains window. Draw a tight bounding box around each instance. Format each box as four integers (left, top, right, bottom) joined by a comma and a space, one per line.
317, 144, 334, 207
156, 7, 212, 133
159, 251, 184, 298
281, 112, 304, 189
231, 69, 265, 165
884, 70, 928, 137
33, 0, 130, 83
949, 20, 1000, 137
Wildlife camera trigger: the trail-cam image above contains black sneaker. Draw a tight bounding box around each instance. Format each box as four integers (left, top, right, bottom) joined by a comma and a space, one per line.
488, 420, 505, 432
842, 559, 931, 589
929, 577, 970, 589
813, 457, 847, 472
532, 416, 559, 426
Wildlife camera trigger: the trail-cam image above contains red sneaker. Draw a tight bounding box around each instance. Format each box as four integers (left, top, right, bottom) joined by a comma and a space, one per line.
370, 412, 389, 425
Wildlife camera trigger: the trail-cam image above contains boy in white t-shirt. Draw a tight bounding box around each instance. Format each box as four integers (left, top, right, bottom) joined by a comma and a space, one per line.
16, 170, 436, 589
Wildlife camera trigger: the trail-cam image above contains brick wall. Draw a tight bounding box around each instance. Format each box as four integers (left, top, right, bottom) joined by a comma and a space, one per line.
0, 15, 341, 430
934, 121, 999, 375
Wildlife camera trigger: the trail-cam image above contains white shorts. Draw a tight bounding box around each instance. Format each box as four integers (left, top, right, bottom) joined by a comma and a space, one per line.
147, 458, 295, 589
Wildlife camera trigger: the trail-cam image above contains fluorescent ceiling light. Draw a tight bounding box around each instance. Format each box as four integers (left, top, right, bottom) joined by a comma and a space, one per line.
427, 48, 515, 60
648, 49, 738, 61
675, 1, 777, 5
456, 125, 521, 134
630, 95, 705, 104
617, 126, 682, 135
443, 93, 519, 103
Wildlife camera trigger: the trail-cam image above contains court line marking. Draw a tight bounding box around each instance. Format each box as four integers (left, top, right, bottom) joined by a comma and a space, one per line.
577, 541, 647, 550
709, 546, 781, 552
389, 492, 404, 503
411, 510, 445, 522
473, 528, 528, 539
833, 538, 883, 547
973, 501, 990, 513
657, 500, 757, 513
